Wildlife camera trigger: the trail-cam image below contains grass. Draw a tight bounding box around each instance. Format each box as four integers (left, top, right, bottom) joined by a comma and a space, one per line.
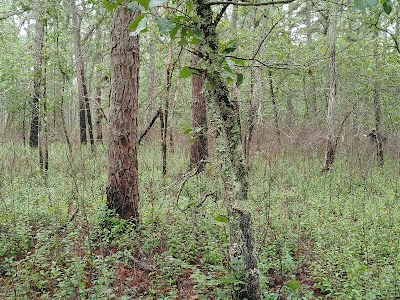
0, 139, 399, 299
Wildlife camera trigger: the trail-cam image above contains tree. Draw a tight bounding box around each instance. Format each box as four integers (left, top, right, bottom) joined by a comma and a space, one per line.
322, 2, 338, 172
107, 4, 140, 222
192, 1, 261, 297
189, 50, 208, 172
29, 2, 45, 148
71, 0, 94, 147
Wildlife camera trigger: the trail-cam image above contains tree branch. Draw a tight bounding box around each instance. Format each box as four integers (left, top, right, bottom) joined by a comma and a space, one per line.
208, 0, 295, 6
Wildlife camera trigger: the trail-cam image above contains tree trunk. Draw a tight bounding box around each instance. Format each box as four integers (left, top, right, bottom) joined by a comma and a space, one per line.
268, 69, 281, 147
194, 1, 261, 298
107, 5, 140, 222
189, 50, 208, 172
373, 31, 384, 166
29, 4, 44, 148
306, 0, 317, 119
244, 67, 261, 160
322, 3, 338, 172
71, 0, 94, 147
94, 29, 105, 144
146, 38, 157, 123
162, 45, 172, 177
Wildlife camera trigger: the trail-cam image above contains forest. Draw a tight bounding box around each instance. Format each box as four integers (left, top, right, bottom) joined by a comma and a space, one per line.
0, 0, 399, 299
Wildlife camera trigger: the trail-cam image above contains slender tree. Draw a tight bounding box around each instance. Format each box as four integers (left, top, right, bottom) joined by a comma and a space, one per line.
29, 3, 45, 148
71, 0, 94, 146
373, 30, 384, 166
107, 4, 140, 222
322, 2, 338, 172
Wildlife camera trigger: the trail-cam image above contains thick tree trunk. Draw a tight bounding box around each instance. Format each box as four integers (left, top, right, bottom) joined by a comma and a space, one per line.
107, 5, 140, 222
71, 0, 94, 147
29, 5, 44, 148
322, 3, 338, 172
189, 50, 208, 172
194, 1, 261, 298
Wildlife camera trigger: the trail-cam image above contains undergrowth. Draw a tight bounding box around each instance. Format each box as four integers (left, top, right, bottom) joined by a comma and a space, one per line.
0, 140, 399, 299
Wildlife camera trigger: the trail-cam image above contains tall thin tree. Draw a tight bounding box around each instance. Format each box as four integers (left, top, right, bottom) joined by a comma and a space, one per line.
71, 0, 94, 147
29, 3, 45, 148
107, 4, 140, 222
322, 2, 338, 172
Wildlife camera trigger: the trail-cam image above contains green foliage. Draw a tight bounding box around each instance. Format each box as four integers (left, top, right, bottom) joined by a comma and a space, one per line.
353, 0, 393, 14
179, 66, 193, 78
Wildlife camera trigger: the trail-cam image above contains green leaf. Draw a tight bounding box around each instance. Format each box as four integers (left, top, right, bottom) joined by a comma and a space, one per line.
127, 1, 143, 11
236, 73, 244, 86
128, 13, 145, 31
156, 17, 176, 35
229, 57, 246, 66
169, 23, 181, 39
382, 0, 392, 14
216, 289, 228, 299
137, 0, 149, 9
149, 0, 166, 8
179, 66, 192, 78
286, 278, 300, 292
102, 0, 119, 11
214, 215, 228, 223
129, 16, 147, 36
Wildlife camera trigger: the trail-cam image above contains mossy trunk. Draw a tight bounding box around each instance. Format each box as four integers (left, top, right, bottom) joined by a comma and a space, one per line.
193, 0, 261, 298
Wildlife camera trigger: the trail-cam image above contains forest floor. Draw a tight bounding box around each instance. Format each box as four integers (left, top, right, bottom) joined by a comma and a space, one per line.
0, 139, 399, 299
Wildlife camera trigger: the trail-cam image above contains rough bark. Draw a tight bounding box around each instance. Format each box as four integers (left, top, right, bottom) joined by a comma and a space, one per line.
107, 5, 140, 222
29, 4, 44, 148
189, 50, 208, 172
194, 0, 261, 298
322, 3, 338, 172
71, 0, 94, 147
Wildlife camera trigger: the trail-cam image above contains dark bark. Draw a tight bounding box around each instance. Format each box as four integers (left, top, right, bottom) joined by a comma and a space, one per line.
162, 46, 172, 177
189, 50, 208, 172
71, 0, 94, 147
107, 5, 140, 222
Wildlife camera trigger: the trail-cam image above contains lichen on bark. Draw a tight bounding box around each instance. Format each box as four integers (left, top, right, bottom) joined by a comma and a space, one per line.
193, 0, 261, 298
